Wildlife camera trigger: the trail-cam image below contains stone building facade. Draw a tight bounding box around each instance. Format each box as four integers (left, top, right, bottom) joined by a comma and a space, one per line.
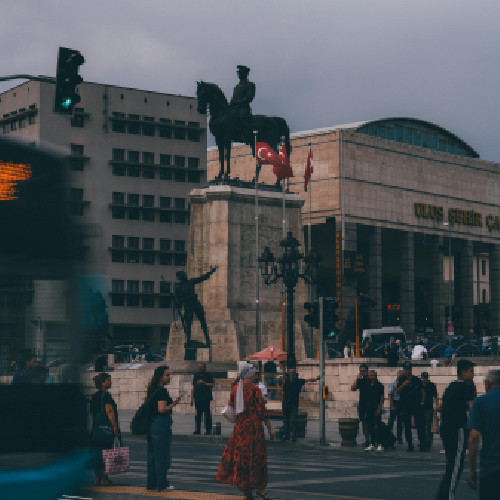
208, 118, 500, 342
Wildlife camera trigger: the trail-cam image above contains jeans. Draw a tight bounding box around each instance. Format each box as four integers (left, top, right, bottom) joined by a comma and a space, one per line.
387, 401, 403, 442
147, 415, 172, 490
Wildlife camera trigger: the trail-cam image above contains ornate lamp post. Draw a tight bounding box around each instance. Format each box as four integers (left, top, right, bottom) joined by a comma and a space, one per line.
259, 231, 321, 365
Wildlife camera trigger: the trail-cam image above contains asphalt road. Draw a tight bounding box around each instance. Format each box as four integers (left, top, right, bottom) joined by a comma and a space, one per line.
75, 439, 478, 500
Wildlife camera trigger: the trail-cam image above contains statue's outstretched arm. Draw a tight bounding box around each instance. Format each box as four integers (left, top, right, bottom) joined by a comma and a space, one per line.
192, 265, 218, 284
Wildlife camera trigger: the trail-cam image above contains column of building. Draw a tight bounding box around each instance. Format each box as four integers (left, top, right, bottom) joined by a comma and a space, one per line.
460, 240, 474, 337
489, 244, 500, 337
432, 235, 446, 337
368, 226, 382, 329
400, 231, 415, 337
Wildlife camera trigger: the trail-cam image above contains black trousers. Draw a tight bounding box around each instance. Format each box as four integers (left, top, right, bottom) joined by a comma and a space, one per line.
401, 407, 425, 449
282, 402, 299, 440
365, 411, 381, 446
436, 426, 468, 500
422, 408, 434, 448
194, 400, 212, 433
387, 401, 403, 442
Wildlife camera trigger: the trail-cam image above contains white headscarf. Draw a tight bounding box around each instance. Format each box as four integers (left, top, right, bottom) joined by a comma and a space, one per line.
235, 362, 256, 415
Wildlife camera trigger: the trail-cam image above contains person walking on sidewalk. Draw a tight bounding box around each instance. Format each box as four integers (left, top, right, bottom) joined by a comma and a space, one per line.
397, 361, 425, 452
467, 369, 500, 500
282, 367, 320, 442
364, 370, 385, 452
436, 359, 476, 500
191, 362, 214, 435
387, 370, 403, 444
146, 366, 181, 492
351, 363, 371, 447
420, 371, 437, 450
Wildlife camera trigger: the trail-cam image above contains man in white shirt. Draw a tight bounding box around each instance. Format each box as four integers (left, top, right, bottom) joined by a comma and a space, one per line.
411, 343, 428, 360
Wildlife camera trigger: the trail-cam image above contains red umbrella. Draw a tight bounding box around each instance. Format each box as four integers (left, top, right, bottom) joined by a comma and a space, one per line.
247, 345, 286, 361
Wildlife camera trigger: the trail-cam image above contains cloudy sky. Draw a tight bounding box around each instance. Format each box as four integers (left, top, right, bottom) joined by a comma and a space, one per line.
1, 0, 499, 160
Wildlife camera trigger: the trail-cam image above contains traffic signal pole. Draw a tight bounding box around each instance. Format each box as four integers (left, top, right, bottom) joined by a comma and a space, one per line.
319, 297, 326, 445
0, 75, 55, 83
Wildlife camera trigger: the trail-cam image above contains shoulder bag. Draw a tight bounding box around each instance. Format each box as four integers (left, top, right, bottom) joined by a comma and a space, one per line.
91, 391, 115, 448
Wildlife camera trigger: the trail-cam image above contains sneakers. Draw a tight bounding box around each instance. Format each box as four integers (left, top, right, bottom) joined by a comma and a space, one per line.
376, 445, 384, 452
365, 444, 375, 451
157, 485, 175, 491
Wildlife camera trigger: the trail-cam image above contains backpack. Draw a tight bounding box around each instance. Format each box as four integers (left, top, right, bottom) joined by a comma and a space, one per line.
130, 388, 160, 435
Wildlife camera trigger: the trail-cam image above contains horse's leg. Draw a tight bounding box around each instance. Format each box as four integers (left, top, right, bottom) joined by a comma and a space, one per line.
218, 143, 224, 179
225, 141, 231, 181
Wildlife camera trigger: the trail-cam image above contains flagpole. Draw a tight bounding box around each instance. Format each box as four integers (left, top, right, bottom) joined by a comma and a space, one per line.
308, 143, 313, 358
254, 130, 261, 353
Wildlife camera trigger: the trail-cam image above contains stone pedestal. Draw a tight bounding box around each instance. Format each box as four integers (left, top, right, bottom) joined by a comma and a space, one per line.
166, 184, 307, 362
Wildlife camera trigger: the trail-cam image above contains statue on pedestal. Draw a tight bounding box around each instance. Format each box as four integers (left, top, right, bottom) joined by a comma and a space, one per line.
196, 66, 291, 180
174, 266, 217, 351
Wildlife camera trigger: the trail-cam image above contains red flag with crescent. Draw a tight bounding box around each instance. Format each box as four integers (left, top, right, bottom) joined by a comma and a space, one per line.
273, 145, 294, 179
256, 142, 282, 167
304, 148, 314, 191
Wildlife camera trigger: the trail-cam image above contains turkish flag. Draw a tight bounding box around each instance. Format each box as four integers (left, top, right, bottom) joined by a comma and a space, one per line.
273, 145, 294, 179
304, 148, 314, 192
256, 142, 281, 167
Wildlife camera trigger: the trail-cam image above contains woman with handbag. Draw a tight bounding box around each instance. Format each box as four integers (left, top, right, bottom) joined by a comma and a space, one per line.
146, 365, 181, 492
90, 372, 120, 486
217, 362, 274, 500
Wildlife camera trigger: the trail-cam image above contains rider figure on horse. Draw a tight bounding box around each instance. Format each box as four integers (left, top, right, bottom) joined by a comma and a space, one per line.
230, 65, 255, 141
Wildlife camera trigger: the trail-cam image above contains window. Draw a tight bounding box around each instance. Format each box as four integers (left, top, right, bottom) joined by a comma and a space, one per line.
128, 166, 140, 177
160, 168, 172, 180
128, 194, 139, 206
71, 114, 84, 128
174, 127, 185, 140
112, 148, 125, 161
142, 209, 155, 222
111, 112, 126, 133
188, 157, 199, 169
160, 239, 171, 251
174, 254, 186, 266
143, 195, 154, 207
127, 280, 139, 293
482, 259, 487, 276
143, 238, 154, 252
142, 252, 154, 264
174, 213, 186, 224
143, 152, 154, 164
159, 118, 172, 138
160, 281, 171, 294
174, 171, 185, 182
159, 254, 172, 265
187, 171, 201, 183
142, 167, 154, 179
160, 197, 171, 208
113, 164, 126, 176
175, 156, 185, 168
159, 211, 172, 222
160, 154, 171, 165
128, 150, 140, 163
143, 281, 154, 293
112, 235, 125, 248
174, 198, 185, 209
112, 250, 125, 262
112, 279, 124, 292
174, 240, 185, 252
404, 128, 412, 144
70, 144, 85, 171
482, 289, 487, 303
112, 207, 125, 219
127, 114, 140, 134
127, 279, 139, 306
112, 192, 125, 204
142, 117, 155, 137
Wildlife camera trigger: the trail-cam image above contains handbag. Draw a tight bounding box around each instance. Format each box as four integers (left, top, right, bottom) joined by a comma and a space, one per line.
221, 404, 236, 423
103, 439, 130, 475
91, 392, 115, 448
431, 412, 440, 434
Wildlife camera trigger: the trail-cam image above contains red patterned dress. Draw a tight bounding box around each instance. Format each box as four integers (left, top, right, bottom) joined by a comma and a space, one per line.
216, 380, 269, 492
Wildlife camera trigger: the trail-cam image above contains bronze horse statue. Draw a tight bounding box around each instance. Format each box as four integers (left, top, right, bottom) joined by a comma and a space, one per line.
196, 81, 291, 181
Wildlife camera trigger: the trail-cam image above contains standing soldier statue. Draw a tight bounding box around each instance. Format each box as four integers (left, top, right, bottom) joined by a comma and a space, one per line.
174, 266, 217, 349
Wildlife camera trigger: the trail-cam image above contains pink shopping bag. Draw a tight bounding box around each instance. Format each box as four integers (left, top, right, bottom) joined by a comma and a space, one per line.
102, 445, 130, 475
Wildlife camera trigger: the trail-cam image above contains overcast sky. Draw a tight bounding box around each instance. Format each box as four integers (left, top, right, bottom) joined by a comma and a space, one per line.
1, 0, 499, 161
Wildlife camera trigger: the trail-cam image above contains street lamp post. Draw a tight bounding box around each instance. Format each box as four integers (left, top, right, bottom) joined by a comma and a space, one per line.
258, 232, 320, 366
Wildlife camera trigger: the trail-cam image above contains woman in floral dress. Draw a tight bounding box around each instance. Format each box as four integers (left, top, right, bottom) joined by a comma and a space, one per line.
217, 362, 274, 500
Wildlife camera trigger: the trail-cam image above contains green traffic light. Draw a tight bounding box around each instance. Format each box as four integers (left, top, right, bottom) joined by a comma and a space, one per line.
61, 98, 72, 109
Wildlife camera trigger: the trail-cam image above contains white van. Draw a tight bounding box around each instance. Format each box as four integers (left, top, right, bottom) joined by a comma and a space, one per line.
362, 326, 406, 345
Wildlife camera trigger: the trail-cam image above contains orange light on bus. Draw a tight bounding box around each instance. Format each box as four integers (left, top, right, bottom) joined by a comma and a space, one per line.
0, 161, 32, 200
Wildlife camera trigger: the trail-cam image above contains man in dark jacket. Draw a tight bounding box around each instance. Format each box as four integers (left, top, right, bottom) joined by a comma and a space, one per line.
191, 362, 214, 435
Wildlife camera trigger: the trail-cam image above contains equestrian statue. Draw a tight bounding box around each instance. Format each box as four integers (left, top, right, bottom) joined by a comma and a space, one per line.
197, 65, 291, 181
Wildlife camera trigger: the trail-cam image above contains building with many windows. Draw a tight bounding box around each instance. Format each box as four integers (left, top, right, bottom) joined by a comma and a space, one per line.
0, 80, 206, 369
208, 117, 500, 345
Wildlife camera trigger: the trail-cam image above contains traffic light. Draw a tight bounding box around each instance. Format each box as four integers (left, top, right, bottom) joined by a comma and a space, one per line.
54, 47, 84, 114
322, 385, 329, 400
323, 297, 339, 340
304, 300, 320, 328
